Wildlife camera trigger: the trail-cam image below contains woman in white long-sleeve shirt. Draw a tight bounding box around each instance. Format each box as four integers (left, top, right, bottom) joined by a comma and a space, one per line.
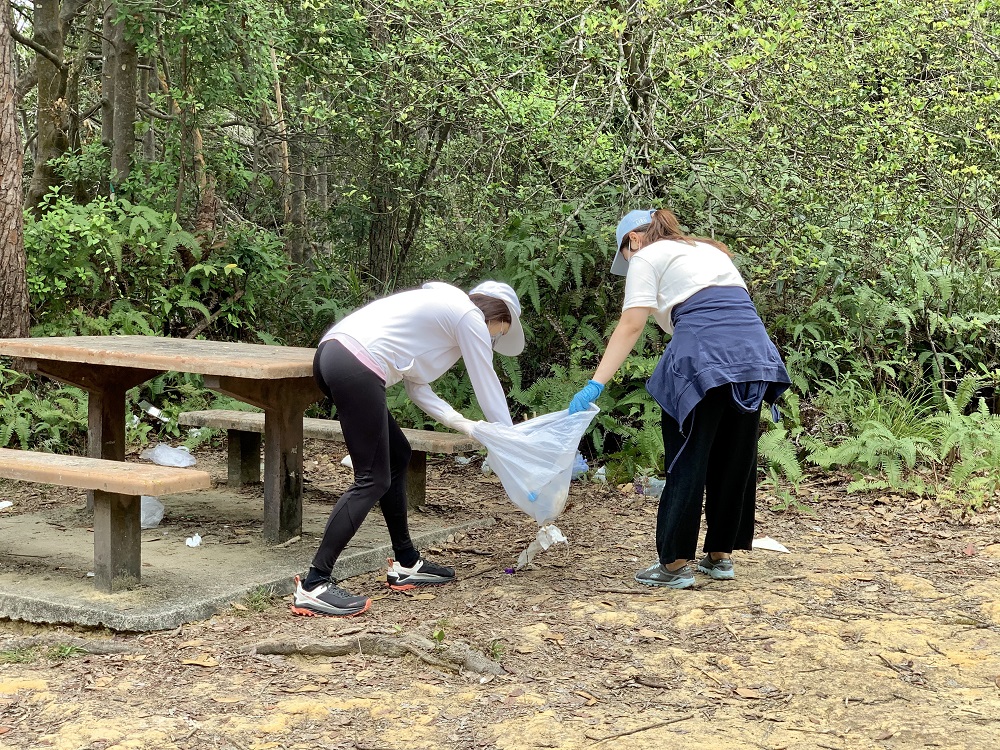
291, 280, 525, 617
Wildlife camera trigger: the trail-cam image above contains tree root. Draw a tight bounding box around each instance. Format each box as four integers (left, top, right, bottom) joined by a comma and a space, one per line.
251, 633, 504, 676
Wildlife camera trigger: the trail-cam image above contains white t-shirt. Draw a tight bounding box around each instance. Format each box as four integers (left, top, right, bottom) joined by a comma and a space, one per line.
622, 239, 747, 334
319, 282, 513, 427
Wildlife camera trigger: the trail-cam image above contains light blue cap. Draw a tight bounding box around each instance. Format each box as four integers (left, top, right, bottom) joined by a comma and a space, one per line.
611, 209, 655, 275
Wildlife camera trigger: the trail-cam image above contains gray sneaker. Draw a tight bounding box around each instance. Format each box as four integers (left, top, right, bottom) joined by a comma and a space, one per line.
634, 562, 696, 589
697, 555, 735, 580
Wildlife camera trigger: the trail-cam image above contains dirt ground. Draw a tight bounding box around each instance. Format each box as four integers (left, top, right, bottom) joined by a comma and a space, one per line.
2, 445, 1000, 750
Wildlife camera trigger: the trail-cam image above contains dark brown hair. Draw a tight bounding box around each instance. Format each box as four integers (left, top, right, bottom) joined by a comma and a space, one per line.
469, 294, 512, 324
627, 208, 732, 257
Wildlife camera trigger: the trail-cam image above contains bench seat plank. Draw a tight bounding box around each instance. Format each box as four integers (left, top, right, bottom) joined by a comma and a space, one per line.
0, 448, 212, 592
0, 448, 212, 496
179, 410, 479, 452
179, 409, 480, 508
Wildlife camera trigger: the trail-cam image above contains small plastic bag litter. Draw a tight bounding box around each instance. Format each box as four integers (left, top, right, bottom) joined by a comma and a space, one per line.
571, 452, 589, 480
140, 496, 164, 529
516, 524, 569, 569
471, 405, 598, 524
0, 501, 13, 511
340, 454, 354, 469
140, 444, 196, 468
185, 533, 202, 547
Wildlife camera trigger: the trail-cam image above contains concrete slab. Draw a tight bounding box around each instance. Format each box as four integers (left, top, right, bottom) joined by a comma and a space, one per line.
0, 486, 492, 632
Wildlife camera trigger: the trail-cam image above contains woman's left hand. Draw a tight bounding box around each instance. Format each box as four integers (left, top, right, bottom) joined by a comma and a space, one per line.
568, 380, 604, 414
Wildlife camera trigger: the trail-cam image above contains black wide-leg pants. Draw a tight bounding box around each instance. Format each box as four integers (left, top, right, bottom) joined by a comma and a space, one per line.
310, 340, 418, 573
656, 385, 761, 564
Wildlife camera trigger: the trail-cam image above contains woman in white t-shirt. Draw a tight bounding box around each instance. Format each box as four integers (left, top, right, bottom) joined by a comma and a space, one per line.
568, 209, 789, 589
291, 281, 525, 617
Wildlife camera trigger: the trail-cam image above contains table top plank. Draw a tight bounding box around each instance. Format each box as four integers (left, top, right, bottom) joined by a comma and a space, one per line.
0, 336, 315, 379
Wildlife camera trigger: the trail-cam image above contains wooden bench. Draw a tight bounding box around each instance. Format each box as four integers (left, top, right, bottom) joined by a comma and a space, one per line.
0, 448, 212, 592
178, 410, 481, 507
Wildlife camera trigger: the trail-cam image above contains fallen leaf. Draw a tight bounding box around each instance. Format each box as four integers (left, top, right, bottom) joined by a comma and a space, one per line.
231, 602, 248, 611
212, 697, 243, 704
408, 592, 436, 600
575, 690, 598, 706
514, 645, 536, 654
281, 684, 322, 693
638, 628, 668, 641
178, 640, 205, 648
181, 654, 219, 668
874, 730, 895, 740
635, 675, 672, 689
964, 543, 977, 557
542, 632, 565, 642
0, 727, 10, 735
735, 688, 763, 699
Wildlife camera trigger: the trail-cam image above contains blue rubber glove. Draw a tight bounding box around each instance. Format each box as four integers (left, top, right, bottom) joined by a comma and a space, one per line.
568, 380, 604, 414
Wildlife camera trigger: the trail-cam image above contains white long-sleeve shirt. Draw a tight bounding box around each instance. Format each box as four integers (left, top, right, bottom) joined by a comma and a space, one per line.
319, 282, 514, 427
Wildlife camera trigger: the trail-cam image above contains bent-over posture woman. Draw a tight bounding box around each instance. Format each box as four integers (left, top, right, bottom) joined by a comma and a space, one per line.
569, 209, 789, 589
293, 280, 525, 616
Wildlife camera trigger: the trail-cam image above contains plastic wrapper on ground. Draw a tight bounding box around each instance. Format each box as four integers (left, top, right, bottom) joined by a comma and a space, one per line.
140, 444, 196, 467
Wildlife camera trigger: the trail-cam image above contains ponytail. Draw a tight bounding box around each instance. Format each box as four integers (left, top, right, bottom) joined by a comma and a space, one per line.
632, 208, 732, 257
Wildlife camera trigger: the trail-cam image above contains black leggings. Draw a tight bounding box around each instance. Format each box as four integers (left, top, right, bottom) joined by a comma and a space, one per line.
310, 340, 419, 573
656, 385, 761, 564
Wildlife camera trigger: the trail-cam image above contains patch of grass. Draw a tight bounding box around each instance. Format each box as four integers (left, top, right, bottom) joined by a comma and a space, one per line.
45, 644, 86, 660
241, 586, 276, 613
0, 647, 40, 664
488, 640, 505, 660
0, 644, 87, 663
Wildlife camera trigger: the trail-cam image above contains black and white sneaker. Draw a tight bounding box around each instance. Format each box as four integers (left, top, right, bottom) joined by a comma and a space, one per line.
386, 557, 456, 590
290, 575, 371, 617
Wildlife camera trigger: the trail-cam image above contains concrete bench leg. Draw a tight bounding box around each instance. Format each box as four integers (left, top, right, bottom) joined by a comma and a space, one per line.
93, 490, 141, 592
406, 451, 426, 510
228, 429, 261, 487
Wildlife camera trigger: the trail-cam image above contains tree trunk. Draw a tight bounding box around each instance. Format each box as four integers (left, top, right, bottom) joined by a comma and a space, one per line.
100, 0, 114, 155
0, 0, 30, 338
25, 0, 69, 214
287, 134, 307, 264
139, 54, 157, 161
108, 3, 137, 186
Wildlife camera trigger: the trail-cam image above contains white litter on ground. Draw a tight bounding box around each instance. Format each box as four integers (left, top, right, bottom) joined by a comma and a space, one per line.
752, 536, 790, 553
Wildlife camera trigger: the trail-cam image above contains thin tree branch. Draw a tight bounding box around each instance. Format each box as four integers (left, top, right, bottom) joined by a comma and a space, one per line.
8, 28, 64, 69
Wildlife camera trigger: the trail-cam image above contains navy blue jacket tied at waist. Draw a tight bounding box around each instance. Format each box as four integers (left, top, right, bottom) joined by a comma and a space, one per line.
645, 286, 791, 471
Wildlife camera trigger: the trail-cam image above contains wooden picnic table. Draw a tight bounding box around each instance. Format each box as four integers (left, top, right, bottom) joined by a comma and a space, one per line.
0, 335, 322, 543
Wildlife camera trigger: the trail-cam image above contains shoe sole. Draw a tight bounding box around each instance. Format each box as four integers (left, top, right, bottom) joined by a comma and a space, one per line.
697, 564, 735, 580
634, 575, 695, 589
290, 599, 371, 617
387, 578, 455, 591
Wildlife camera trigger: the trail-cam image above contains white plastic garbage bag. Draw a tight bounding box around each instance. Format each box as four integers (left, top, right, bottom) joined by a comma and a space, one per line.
140, 496, 164, 529
471, 405, 599, 524
140, 444, 196, 468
